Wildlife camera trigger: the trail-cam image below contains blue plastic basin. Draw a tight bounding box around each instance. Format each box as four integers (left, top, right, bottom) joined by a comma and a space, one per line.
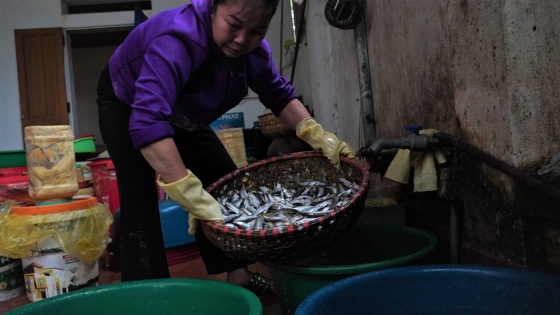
295, 265, 560, 315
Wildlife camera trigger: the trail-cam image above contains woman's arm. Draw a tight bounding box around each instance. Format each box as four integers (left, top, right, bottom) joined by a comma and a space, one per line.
278, 98, 311, 128
143, 137, 223, 232
140, 137, 188, 183
281, 98, 356, 169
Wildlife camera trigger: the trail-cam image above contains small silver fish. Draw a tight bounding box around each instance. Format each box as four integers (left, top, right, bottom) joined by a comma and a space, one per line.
216, 176, 360, 231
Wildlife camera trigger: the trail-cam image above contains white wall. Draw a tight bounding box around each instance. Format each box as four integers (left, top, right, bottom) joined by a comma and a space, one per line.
72, 45, 119, 144
0, 0, 294, 150
0, 0, 137, 150
0, 0, 188, 151
290, 1, 362, 151
0, 0, 65, 151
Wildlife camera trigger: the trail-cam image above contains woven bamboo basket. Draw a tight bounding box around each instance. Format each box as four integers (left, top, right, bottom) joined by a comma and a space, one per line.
260, 123, 296, 139
257, 113, 282, 126
258, 113, 295, 139
201, 151, 369, 261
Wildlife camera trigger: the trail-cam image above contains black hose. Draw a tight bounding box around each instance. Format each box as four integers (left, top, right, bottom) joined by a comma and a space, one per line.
433, 132, 560, 202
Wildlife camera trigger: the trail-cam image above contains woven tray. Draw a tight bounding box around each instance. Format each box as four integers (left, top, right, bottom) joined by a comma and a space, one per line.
201, 151, 369, 261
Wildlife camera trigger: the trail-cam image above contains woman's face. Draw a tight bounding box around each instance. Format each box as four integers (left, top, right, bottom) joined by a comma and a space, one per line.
211, 0, 271, 58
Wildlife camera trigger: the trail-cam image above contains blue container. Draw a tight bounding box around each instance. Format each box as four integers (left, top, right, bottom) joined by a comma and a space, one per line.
295, 265, 560, 315
112, 200, 195, 250
159, 199, 196, 248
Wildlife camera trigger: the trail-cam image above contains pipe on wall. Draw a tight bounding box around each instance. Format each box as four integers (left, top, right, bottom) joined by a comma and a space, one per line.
449, 202, 461, 264
433, 132, 560, 203
353, 0, 376, 146
290, 0, 307, 84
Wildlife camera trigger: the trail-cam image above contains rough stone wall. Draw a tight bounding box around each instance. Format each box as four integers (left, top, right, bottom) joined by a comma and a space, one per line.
295, 0, 560, 272
368, 0, 458, 139
366, 0, 560, 272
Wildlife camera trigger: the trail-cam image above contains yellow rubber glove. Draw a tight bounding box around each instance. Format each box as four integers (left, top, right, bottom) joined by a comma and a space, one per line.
296, 118, 356, 169
384, 149, 411, 184
157, 169, 223, 235
414, 129, 447, 192
188, 215, 199, 236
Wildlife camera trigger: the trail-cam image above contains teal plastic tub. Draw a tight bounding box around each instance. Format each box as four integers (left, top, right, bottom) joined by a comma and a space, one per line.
266, 224, 438, 315
6, 279, 262, 315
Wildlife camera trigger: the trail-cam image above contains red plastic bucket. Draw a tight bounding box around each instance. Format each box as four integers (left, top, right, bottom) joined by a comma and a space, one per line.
89, 158, 120, 215
0, 175, 32, 204
0, 166, 28, 178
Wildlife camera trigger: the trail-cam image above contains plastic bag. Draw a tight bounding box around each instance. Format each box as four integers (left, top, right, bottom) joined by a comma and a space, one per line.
0, 200, 112, 264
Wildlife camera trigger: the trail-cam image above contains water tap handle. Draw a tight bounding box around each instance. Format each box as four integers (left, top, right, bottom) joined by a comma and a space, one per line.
405, 125, 423, 135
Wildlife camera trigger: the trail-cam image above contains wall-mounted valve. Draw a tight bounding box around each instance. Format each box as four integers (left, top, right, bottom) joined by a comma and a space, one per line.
368, 125, 443, 155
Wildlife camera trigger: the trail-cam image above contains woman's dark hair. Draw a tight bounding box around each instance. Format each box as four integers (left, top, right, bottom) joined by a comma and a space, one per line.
212, 0, 280, 19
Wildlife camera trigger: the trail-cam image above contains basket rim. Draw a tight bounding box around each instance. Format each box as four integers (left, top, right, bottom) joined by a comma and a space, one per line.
202, 151, 369, 239
257, 112, 276, 119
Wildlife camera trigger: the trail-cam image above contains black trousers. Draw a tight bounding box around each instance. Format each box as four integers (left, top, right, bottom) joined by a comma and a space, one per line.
96, 66, 252, 280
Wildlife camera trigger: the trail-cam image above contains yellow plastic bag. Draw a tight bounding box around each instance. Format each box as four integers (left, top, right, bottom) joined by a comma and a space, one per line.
0, 199, 112, 264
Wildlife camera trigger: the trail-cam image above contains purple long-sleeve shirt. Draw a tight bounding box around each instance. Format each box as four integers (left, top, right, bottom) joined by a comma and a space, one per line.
109, 0, 297, 149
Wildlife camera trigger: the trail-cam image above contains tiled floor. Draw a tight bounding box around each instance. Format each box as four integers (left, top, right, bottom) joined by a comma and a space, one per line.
0, 248, 283, 315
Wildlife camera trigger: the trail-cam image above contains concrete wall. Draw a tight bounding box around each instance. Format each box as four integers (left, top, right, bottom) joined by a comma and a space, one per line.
294, 0, 559, 271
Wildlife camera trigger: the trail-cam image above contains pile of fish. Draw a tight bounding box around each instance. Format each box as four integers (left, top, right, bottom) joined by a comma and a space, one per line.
216, 177, 361, 231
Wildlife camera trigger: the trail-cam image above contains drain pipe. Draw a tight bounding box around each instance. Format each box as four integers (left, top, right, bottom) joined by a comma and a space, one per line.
433, 132, 560, 202
449, 202, 460, 263
447, 146, 462, 264
354, 0, 376, 145
290, 0, 307, 84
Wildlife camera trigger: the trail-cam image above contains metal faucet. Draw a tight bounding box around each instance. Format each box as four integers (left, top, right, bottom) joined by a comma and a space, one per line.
368, 125, 442, 155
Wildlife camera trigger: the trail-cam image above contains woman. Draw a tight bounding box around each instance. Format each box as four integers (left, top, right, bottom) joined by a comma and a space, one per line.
97, 0, 354, 295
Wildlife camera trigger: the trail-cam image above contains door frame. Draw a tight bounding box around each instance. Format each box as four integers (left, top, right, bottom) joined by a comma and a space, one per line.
62, 26, 132, 139
63, 29, 79, 134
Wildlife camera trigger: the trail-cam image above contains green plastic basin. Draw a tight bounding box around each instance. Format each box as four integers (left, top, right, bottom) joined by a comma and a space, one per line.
0, 150, 26, 168
74, 137, 96, 153
6, 279, 262, 315
266, 225, 438, 315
